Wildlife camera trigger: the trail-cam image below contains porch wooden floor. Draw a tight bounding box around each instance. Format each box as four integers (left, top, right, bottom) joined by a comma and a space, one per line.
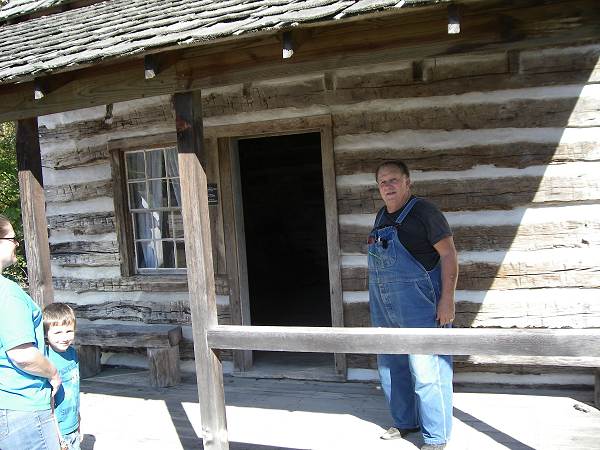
79, 368, 600, 450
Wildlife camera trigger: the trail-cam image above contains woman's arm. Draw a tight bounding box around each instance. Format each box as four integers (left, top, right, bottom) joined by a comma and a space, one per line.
6, 343, 62, 394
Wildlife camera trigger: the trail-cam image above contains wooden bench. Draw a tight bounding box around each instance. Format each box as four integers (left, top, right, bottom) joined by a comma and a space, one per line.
76, 323, 182, 388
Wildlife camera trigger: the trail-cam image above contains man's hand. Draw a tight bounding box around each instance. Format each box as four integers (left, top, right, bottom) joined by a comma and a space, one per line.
436, 296, 455, 326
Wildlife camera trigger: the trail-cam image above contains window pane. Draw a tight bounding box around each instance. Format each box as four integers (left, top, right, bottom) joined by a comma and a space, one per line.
159, 241, 175, 268
176, 241, 186, 268
136, 241, 156, 269
148, 180, 168, 208
169, 179, 181, 207
128, 182, 147, 209
146, 149, 166, 179
126, 152, 145, 180
159, 212, 172, 238
171, 212, 184, 238
165, 148, 179, 177
133, 213, 153, 239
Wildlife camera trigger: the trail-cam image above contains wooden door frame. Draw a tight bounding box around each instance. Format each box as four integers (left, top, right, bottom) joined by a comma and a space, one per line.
211, 114, 346, 379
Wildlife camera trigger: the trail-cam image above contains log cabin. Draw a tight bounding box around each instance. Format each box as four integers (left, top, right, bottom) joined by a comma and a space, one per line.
1, 0, 599, 393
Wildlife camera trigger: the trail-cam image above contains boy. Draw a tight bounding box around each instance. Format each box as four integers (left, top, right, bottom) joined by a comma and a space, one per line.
44, 303, 81, 450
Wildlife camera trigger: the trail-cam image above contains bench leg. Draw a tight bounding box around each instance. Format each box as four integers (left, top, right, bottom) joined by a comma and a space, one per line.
77, 345, 101, 379
148, 345, 181, 388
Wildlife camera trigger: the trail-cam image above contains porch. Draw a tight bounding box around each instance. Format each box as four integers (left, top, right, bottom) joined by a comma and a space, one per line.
78, 368, 600, 450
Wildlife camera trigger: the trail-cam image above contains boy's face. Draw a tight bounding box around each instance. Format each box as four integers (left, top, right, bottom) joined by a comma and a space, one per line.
47, 323, 75, 352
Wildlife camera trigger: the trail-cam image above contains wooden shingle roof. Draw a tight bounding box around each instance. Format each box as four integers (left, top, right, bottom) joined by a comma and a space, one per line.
0, 0, 448, 84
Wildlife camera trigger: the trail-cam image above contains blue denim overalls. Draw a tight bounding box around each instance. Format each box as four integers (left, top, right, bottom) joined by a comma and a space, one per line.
368, 197, 453, 445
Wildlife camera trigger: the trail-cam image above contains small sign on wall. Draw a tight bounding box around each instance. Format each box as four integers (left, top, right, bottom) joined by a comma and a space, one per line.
208, 183, 218, 205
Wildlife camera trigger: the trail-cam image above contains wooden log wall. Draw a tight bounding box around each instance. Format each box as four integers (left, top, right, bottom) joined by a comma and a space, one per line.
38, 14, 600, 378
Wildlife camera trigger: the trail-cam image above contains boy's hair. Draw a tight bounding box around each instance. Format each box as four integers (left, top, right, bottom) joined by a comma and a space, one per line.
43, 303, 76, 334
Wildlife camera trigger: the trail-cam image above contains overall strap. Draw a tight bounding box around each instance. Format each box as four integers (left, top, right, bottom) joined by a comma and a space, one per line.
395, 197, 420, 225
373, 207, 387, 228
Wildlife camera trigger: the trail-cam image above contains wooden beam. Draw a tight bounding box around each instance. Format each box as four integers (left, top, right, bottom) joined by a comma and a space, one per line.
174, 91, 228, 450
319, 119, 347, 378
207, 326, 600, 358
16, 118, 54, 307
218, 138, 253, 372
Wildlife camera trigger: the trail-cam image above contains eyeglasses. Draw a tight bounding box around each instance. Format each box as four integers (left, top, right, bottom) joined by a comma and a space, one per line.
0, 237, 20, 245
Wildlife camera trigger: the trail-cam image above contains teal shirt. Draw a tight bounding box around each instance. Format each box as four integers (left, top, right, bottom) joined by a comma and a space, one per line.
47, 346, 79, 435
0, 274, 51, 411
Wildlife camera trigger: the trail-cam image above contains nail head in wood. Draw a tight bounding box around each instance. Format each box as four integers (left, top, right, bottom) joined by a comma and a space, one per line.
448, 4, 460, 34
282, 31, 294, 59
144, 55, 158, 79
34, 79, 45, 100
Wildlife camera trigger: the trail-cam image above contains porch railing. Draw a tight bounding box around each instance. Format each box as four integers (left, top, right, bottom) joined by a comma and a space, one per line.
173, 90, 600, 450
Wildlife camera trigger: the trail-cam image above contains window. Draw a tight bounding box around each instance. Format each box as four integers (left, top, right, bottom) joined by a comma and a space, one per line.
124, 147, 186, 272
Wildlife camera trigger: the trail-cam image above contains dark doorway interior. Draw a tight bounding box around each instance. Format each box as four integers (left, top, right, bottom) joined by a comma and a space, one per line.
238, 132, 332, 329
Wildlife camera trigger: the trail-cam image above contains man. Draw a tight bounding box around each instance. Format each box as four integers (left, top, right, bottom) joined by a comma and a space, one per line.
368, 160, 458, 450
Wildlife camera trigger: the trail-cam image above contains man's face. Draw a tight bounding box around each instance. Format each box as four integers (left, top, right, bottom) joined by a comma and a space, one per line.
46, 323, 75, 352
377, 165, 411, 210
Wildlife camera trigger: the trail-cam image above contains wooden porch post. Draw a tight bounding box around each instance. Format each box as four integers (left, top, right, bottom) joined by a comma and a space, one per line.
16, 118, 54, 307
174, 91, 228, 449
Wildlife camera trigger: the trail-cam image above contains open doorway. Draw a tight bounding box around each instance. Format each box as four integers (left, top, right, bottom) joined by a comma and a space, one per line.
236, 132, 336, 379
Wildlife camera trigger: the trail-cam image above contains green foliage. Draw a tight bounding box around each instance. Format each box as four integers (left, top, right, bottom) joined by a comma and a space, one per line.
0, 122, 28, 285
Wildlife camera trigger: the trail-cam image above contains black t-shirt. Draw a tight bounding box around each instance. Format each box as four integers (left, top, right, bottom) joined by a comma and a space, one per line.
374, 196, 452, 271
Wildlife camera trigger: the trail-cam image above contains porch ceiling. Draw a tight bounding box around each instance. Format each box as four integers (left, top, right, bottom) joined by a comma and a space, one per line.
0, 0, 448, 85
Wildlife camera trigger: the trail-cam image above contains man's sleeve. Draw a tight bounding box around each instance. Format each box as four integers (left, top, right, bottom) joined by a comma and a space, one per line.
420, 201, 453, 245
0, 288, 36, 351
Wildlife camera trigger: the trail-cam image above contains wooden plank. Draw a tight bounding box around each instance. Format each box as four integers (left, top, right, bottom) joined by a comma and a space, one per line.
53, 274, 228, 295
320, 119, 347, 379
174, 91, 228, 450
207, 325, 600, 357
456, 355, 600, 368
109, 147, 134, 277
42, 142, 110, 170
332, 94, 599, 137
50, 240, 118, 254
147, 346, 181, 387
340, 220, 600, 253
342, 296, 600, 329
70, 300, 231, 325
204, 137, 227, 274
341, 259, 600, 291
219, 138, 252, 372
337, 173, 600, 214
334, 139, 600, 176
76, 345, 101, 378
76, 323, 182, 348
47, 212, 116, 235
16, 118, 54, 307
45, 179, 112, 203
51, 252, 119, 267
204, 114, 334, 139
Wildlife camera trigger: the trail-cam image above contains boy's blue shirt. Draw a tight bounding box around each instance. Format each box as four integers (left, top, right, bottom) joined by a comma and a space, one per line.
47, 345, 80, 435
0, 274, 50, 411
